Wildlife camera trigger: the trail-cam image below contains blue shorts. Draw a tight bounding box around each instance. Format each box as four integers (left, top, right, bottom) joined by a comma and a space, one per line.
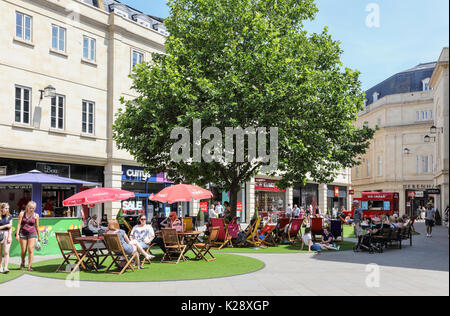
138, 242, 149, 250
311, 244, 321, 251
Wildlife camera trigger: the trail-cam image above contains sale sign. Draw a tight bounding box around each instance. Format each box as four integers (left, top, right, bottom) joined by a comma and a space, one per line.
237, 202, 243, 212
200, 202, 208, 212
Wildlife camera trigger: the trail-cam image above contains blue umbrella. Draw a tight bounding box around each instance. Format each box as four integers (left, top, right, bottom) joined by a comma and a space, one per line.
0, 170, 99, 215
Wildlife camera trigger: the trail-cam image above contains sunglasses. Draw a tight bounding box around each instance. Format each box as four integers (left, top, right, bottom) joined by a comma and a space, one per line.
140, 218, 147, 221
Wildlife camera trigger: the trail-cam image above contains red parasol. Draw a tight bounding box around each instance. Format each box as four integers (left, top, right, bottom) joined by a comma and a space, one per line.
63, 187, 135, 206
149, 184, 213, 204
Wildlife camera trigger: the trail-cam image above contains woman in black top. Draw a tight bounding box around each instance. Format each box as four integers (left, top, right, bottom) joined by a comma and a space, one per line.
0, 203, 13, 274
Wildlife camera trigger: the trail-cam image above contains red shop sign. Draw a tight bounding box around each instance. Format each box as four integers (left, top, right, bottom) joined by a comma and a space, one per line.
237, 202, 243, 212
200, 202, 208, 213
334, 187, 339, 197
349, 189, 355, 195
255, 179, 285, 192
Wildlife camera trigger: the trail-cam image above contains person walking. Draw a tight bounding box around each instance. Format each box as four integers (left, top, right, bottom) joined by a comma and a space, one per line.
15, 201, 41, 271
293, 204, 300, 219
352, 200, 363, 240
0, 203, 13, 274
425, 204, 436, 238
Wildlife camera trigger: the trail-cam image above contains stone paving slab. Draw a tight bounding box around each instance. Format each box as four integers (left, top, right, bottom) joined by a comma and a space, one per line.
0, 223, 448, 296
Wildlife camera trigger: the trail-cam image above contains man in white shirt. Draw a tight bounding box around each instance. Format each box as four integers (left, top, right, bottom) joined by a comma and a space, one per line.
215, 202, 224, 217
285, 204, 292, 218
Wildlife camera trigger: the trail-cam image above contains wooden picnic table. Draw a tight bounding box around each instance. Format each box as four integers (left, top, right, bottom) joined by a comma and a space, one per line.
75, 236, 107, 271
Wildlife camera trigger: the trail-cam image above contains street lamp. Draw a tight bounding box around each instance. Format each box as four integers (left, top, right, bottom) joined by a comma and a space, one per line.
424, 135, 436, 143
39, 85, 56, 100
430, 125, 437, 135
404, 148, 411, 155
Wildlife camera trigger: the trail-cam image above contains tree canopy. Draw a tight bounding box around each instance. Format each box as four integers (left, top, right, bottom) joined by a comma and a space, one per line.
113, 0, 375, 214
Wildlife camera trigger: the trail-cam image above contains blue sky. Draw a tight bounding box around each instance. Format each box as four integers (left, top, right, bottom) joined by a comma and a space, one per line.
126, 0, 449, 90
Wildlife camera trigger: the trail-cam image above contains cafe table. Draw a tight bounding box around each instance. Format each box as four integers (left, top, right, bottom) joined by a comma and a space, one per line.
75, 236, 107, 271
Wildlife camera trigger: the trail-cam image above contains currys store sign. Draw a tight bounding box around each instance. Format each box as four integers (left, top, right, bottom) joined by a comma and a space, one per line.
122, 166, 172, 183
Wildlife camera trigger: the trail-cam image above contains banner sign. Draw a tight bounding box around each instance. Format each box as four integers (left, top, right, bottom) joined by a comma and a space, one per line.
200, 202, 208, 213
10, 218, 83, 257
237, 202, 243, 212
334, 187, 339, 197
255, 179, 285, 192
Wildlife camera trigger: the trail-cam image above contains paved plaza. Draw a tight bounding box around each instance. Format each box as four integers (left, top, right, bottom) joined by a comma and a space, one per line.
1, 222, 448, 296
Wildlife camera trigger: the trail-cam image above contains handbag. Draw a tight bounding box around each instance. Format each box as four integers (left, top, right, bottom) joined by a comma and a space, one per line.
34, 240, 42, 251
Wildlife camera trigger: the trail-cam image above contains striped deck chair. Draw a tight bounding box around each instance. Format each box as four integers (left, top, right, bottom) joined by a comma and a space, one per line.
211, 218, 232, 249
287, 218, 303, 245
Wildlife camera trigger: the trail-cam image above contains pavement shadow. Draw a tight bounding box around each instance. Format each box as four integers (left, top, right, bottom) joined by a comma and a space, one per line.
310, 222, 449, 272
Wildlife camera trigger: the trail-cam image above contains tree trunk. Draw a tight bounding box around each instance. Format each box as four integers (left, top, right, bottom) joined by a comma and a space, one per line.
229, 183, 240, 220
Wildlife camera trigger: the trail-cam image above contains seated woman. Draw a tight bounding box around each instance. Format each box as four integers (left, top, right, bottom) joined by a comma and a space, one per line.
106, 220, 152, 269
320, 227, 340, 251
160, 212, 182, 230
344, 215, 353, 225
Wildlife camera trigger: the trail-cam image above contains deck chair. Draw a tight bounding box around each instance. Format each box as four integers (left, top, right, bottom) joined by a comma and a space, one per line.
103, 233, 137, 275
259, 211, 268, 219
211, 218, 232, 249
311, 218, 324, 241
330, 220, 344, 243
277, 217, 291, 241
192, 227, 220, 262
246, 217, 263, 245
254, 224, 278, 248
287, 218, 303, 245
183, 217, 193, 232
160, 228, 187, 264
55, 232, 88, 273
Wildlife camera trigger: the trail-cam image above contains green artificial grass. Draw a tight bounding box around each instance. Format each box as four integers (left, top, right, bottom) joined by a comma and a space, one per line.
343, 225, 356, 238
26, 251, 265, 282
216, 240, 356, 253
0, 264, 24, 284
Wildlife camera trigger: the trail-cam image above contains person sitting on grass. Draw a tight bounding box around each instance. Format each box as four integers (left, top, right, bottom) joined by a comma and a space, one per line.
301, 227, 322, 253
320, 227, 340, 251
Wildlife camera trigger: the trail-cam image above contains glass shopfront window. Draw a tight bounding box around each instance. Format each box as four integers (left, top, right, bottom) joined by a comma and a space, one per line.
327, 186, 348, 213
255, 179, 286, 212
293, 183, 319, 209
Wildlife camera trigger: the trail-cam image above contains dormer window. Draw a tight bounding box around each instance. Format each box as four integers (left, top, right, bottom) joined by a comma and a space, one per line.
373, 92, 379, 102
422, 78, 431, 91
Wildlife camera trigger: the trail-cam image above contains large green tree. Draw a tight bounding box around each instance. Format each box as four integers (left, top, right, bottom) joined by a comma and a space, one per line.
113, 0, 375, 216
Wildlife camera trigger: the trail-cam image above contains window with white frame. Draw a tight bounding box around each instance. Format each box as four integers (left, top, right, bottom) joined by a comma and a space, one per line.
355, 166, 360, 179
421, 155, 429, 173
132, 50, 144, 69
373, 92, 379, 102
422, 111, 428, 121
83, 36, 96, 61
15, 86, 31, 124
50, 95, 65, 130
422, 78, 431, 91
52, 25, 66, 52
16, 12, 32, 41
366, 159, 370, 177
377, 156, 382, 177
82, 101, 95, 134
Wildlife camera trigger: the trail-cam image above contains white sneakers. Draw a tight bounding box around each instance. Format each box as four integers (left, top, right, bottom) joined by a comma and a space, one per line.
0, 266, 3, 273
